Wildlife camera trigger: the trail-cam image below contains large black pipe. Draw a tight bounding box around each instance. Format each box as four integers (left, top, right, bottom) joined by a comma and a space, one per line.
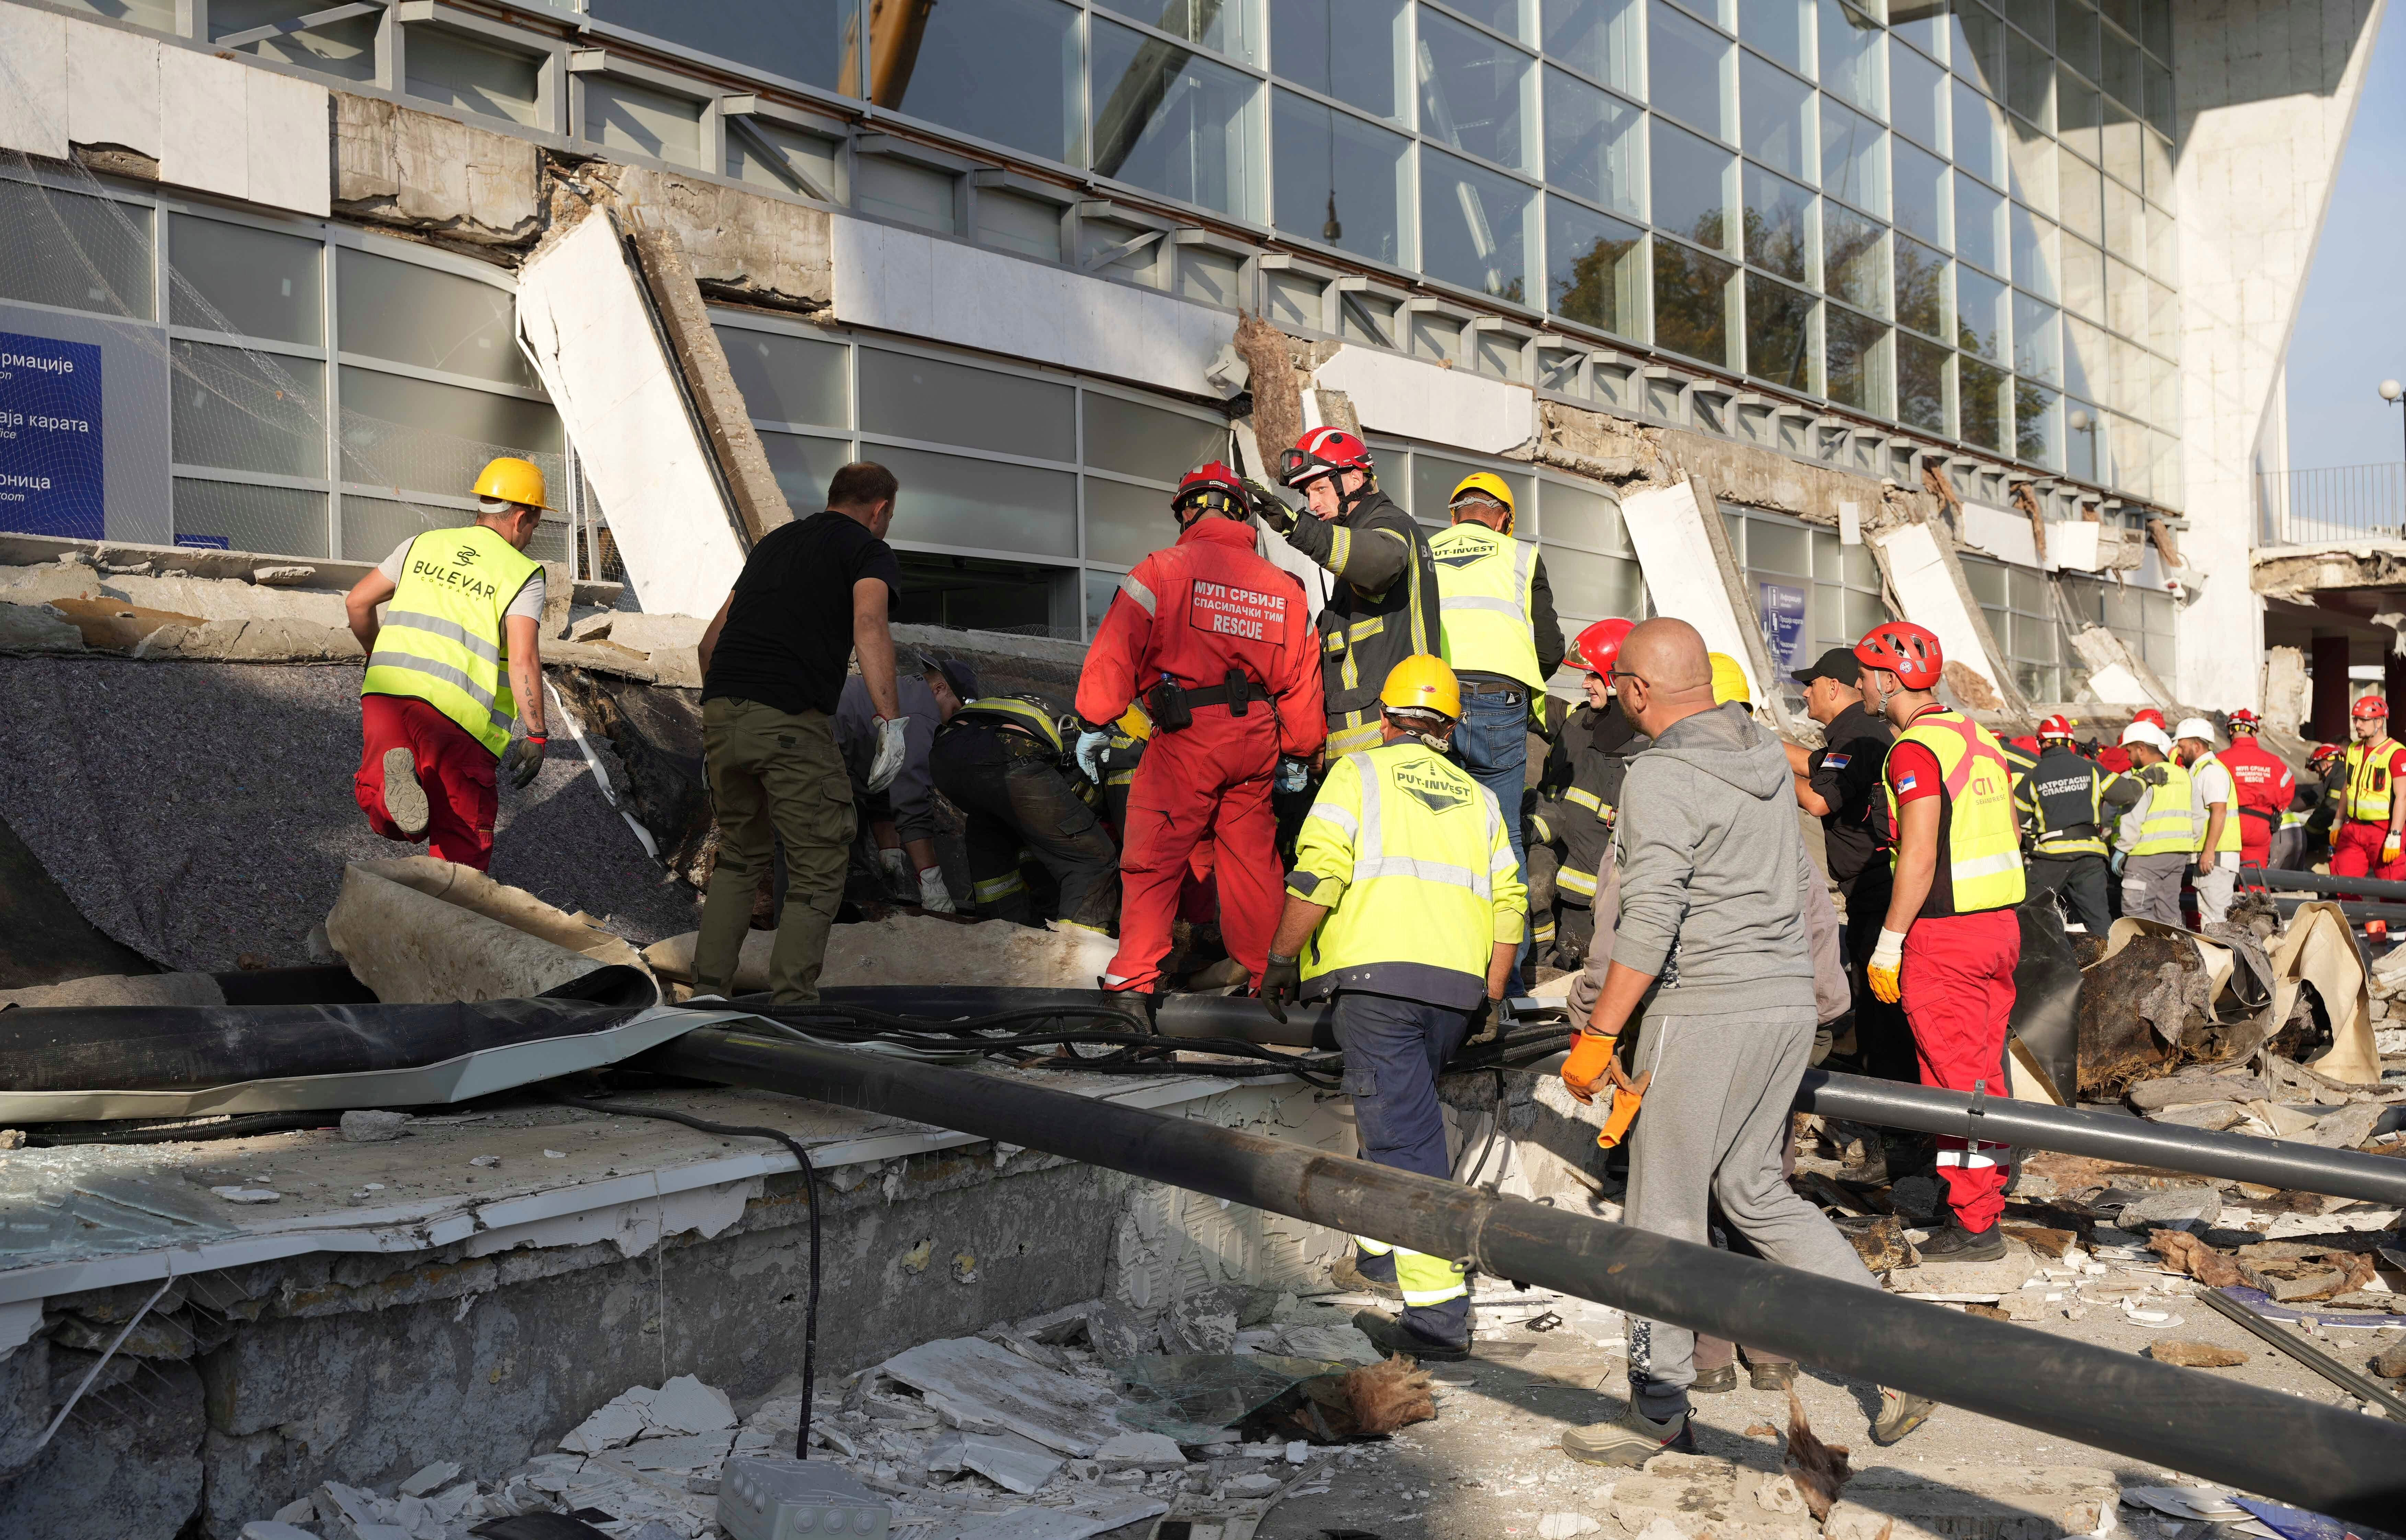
2245, 865, 2406, 902
643, 1026, 2406, 1523
2268, 895, 2406, 924
1796, 1070, 2406, 1206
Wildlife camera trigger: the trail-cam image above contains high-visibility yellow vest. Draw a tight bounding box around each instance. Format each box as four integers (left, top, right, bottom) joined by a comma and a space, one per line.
2341, 739, 2400, 824
2129, 758, 2199, 855
1881, 708, 2026, 916
1289, 741, 1526, 1008
1428, 522, 1544, 690
362, 525, 540, 757
2188, 751, 2243, 854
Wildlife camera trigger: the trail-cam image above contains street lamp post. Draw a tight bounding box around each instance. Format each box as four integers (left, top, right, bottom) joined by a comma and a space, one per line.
2384, 381, 2405, 531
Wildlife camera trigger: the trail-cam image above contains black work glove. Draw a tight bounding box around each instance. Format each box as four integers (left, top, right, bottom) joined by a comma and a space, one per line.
1246, 478, 1296, 532
1259, 951, 1302, 1024
503, 734, 548, 790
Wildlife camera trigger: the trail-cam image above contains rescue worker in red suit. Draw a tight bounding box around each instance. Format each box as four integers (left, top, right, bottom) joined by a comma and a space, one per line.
1076, 464, 1326, 992
2329, 695, 2406, 888
2218, 708, 2293, 884
1857, 622, 2026, 1262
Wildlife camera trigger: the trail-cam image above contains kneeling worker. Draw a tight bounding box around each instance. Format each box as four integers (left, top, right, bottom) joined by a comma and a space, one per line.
928, 694, 1119, 934
346, 456, 553, 871
1261, 656, 1522, 1361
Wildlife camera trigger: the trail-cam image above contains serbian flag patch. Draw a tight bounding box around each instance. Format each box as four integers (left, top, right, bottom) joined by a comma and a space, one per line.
1824, 752, 1851, 769
1895, 772, 1920, 792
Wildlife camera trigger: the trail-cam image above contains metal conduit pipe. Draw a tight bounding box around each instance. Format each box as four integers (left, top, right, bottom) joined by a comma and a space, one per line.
2267, 896, 2406, 924
1796, 1071, 2406, 1206
642, 1027, 2406, 1525
2244, 865, 2406, 902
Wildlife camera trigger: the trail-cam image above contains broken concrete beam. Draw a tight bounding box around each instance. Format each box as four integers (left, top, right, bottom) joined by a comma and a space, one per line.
0, 600, 83, 654
324, 857, 653, 1004
615, 162, 832, 313
1820, 1465, 2117, 1540
332, 93, 541, 246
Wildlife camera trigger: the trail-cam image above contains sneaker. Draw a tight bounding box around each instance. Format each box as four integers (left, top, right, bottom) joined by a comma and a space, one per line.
1748, 1360, 1797, 1391
1916, 1218, 2007, 1262
1691, 1364, 1737, 1394
1560, 1407, 1696, 1467
1871, 1386, 1936, 1445
1351, 1308, 1469, 1363
380, 746, 429, 840
1329, 1251, 1402, 1300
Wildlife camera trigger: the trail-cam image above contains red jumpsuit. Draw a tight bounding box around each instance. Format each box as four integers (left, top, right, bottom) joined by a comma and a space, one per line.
2219, 735, 2294, 878
1077, 518, 1324, 990
2331, 738, 2406, 886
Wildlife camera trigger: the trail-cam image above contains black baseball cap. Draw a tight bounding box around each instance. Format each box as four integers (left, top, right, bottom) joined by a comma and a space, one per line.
1792, 646, 1862, 688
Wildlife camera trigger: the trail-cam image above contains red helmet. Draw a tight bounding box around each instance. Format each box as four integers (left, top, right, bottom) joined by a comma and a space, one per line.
2133, 708, 2168, 729
1279, 426, 1374, 488
2037, 714, 2074, 739
1567, 618, 1634, 675
2226, 708, 2260, 734
2308, 743, 2345, 774
2353, 694, 2389, 721
1853, 621, 1944, 692
1172, 461, 1248, 521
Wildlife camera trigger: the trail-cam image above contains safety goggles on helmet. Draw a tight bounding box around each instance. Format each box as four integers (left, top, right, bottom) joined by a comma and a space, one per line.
1566, 617, 1634, 675
1278, 426, 1374, 489
1852, 621, 1945, 692
2226, 709, 2260, 733
1447, 472, 1516, 532
1172, 461, 1249, 522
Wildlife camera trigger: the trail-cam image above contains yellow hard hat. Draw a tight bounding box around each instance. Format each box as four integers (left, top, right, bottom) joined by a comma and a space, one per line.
1114, 703, 1153, 743
473, 456, 550, 511
1708, 652, 1751, 706
1380, 654, 1462, 721
1448, 472, 1515, 532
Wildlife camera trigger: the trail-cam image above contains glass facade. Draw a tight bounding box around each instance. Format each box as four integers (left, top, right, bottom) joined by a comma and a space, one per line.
1723, 504, 1894, 710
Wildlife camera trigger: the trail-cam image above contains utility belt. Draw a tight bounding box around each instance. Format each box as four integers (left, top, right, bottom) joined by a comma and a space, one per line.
1456, 674, 1526, 699
1146, 669, 1265, 732
2238, 805, 2279, 828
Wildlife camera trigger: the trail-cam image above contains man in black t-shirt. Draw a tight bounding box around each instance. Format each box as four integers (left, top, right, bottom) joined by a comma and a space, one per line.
692, 462, 907, 1003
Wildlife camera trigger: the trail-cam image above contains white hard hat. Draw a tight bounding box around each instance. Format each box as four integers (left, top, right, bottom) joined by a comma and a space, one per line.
2173, 716, 2218, 745
2121, 722, 2172, 753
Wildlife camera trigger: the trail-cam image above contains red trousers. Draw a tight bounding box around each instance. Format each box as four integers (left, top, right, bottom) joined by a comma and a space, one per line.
2331, 820, 2406, 892
355, 693, 498, 870
1901, 908, 2019, 1231
1105, 710, 1280, 991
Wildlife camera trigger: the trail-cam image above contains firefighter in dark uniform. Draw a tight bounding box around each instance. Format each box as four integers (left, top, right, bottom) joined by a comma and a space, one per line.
928, 693, 1120, 934
2011, 714, 2138, 934
1533, 619, 1647, 966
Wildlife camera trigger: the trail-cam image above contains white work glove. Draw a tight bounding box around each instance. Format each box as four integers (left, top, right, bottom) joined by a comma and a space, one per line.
917, 866, 955, 913
877, 846, 913, 900
1868, 928, 1906, 1005
867, 715, 909, 793
1075, 728, 1112, 783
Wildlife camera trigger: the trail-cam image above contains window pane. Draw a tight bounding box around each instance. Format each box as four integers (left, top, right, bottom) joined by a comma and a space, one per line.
1892, 139, 1950, 248
1092, 21, 1262, 218
1083, 474, 1173, 567
1819, 0, 1887, 114
2010, 204, 2057, 299
2140, 123, 2170, 200
1825, 204, 1888, 313
1741, 164, 1811, 282
2060, 231, 2103, 320
1959, 355, 2006, 450
170, 216, 322, 346
1952, 78, 2003, 185
1543, 543, 1648, 618
2058, 67, 2100, 163
1891, 41, 1948, 152
1544, 68, 1644, 217
1896, 235, 1947, 335
1417, 8, 1535, 170
1740, 51, 1814, 179
2005, 26, 2053, 127
338, 366, 560, 490
759, 433, 858, 520
1955, 265, 2006, 358
1083, 391, 1225, 481
1826, 304, 1891, 413
716, 325, 849, 428
174, 480, 328, 558
2106, 255, 2145, 339
2007, 119, 2055, 214
2100, 23, 2141, 105
216, 1, 376, 81
586, 76, 703, 168
860, 349, 1075, 461
2148, 277, 2177, 355
734, 123, 847, 204
2147, 198, 2177, 280
173, 342, 325, 477
1951, 0, 2004, 89
1745, 272, 1815, 388
2064, 395, 2099, 479
1544, 0, 1644, 97
1651, 2, 1735, 142
1955, 172, 2003, 273
1274, 90, 1412, 263
1897, 332, 1949, 430
1546, 197, 1646, 336
2102, 175, 2141, 262
978, 190, 1064, 260
1739, 0, 1810, 73
869, 0, 1079, 163
1651, 119, 1735, 251
2056, 0, 2098, 75
2004, 0, 2052, 45
883, 446, 1076, 558
0, 182, 154, 321
2144, 59, 2173, 138
2101, 94, 2142, 189
2057, 153, 2101, 247
1420, 149, 1537, 300
1654, 240, 1738, 366
1540, 476, 1629, 552
1097, 0, 1262, 62
2015, 381, 2059, 466
1821, 98, 1887, 216
1273, 0, 1410, 116
2011, 291, 2059, 382
1414, 455, 1534, 526
586, 0, 849, 93
2064, 314, 2106, 399
405, 26, 542, 127
337, 248, 536, 388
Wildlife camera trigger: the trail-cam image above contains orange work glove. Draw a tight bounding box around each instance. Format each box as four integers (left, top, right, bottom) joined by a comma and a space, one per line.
1868, 927, 1907, 1005
1561, 1031, 1619, 1103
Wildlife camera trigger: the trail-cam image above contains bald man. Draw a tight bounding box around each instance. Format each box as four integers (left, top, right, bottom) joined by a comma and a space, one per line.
1555, 619, 1892, 1466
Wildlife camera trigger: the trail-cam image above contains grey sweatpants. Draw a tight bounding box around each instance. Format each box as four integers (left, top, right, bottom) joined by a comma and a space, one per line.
1623, 1005, 1880, 1421
2120, 851, 2189, 927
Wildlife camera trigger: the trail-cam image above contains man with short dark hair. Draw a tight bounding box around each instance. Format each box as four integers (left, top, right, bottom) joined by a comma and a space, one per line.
692, 462, 907, 1003
1785, 646, 1905, 1078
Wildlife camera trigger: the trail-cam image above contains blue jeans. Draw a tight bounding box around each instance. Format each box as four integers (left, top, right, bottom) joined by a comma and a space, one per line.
1451, 683, 1530, 992
1334, 990, 1475, 1345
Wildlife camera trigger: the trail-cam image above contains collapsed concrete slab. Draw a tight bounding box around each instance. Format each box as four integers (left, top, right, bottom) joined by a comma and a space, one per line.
325, 857, 654, 1004
644, 913, 1119, 995
1868, 518, 2024, 714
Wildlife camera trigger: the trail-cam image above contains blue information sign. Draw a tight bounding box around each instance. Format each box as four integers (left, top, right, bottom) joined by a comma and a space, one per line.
0, 331, 104, 539
1757, 580, 1808, 672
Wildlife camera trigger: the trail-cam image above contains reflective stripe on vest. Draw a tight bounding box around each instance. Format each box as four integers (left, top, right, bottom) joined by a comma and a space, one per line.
956, 697, 1065, 755
1882, 709, 2027, 914
2344, 740, 2398, 824
2024, 748, 2108, 859
2190, 751, 2243, 854
360, 525, 538, 757
2130, 758, 2198, 855
1429, 523, 1543, 689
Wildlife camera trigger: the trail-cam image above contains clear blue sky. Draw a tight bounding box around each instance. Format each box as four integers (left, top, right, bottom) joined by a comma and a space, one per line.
2283, 0, 2406, 471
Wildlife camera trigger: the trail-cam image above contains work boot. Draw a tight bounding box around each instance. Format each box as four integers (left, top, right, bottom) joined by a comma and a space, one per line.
1328, 1252, 1402, 1300
1871, 1386, 1936, 1445
1691, 1364, 1737, 1394
380, 747, 429, 840
1560, 1407, 1696, 1467
1916, 1216, 2007, 1262
1748, 1360, 1797, 1391
1351, 1308, 1469, 1363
